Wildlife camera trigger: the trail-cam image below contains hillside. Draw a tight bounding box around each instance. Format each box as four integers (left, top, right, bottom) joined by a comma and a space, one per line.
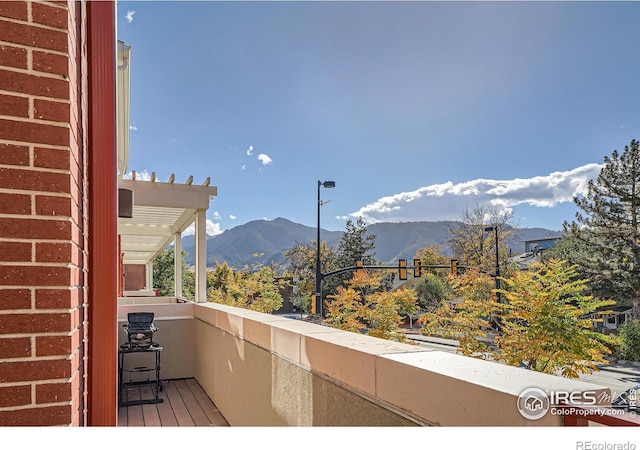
182, 218, 562, 270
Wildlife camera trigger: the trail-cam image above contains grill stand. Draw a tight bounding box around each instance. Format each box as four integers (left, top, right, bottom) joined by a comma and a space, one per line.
118, 344, 163, 407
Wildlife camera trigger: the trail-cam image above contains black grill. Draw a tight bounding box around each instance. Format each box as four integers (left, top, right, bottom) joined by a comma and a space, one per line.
122, 312, 158, 349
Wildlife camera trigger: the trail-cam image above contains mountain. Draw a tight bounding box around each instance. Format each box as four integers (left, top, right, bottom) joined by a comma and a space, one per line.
182, 217, 562, 270
183, 217, 342, 269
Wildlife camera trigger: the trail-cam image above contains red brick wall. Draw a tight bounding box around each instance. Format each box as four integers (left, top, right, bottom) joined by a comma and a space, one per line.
0, 1, 89, 426
123, 264, 146, 291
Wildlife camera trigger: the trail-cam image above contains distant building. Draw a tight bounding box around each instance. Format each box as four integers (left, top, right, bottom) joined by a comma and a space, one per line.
510, 236, 562, 270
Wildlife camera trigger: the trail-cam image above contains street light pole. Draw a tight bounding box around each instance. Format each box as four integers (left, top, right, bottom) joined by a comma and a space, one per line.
316, 180, 335, 319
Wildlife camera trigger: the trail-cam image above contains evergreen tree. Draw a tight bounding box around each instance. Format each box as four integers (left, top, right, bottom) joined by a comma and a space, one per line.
324, 217, 381, 298
564, 139, 640, 318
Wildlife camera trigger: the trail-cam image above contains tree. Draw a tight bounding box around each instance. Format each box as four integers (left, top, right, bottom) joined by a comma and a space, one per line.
324, 217, 381, 297
447, 204, 517, 275
152, 246, 195, 300
617, 320, 640, 362
284, 217, 384, 314
495, 259, 618, 377
414, 274, 450, 312
418, 268, 497, 357
284, 240, 337, 313
206, 262, 285, 313
563, 139, 640, 319
413, 244, 450, 277
325, 270, 418, 342
412, 245, 454, 312
419, 259, 618, 378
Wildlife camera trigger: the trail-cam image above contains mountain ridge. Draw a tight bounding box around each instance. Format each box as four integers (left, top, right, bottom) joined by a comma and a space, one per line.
182, 217, 562, 270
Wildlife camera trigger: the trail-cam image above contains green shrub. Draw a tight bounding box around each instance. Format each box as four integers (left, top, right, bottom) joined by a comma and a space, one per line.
617, 319, 640, 362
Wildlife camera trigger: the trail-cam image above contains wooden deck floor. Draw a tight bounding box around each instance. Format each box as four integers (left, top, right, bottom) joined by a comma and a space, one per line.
118, 378, 229, 427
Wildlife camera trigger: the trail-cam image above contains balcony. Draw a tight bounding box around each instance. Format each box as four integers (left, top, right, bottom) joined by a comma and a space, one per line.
117, 298, 639, 427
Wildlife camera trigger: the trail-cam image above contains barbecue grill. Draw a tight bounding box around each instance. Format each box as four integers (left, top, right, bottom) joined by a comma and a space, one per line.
122, 312, 158, 349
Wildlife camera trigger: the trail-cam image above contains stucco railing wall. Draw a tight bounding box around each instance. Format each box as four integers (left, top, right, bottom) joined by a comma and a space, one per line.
191, 302, 610, 427
117, 302, 196, 381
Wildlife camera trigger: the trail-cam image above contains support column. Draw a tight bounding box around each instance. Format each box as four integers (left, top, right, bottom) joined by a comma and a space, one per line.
146, 263, 153, 291
195, 210, 207, 303
174, 233, 183, 298
87, 0, 117, 426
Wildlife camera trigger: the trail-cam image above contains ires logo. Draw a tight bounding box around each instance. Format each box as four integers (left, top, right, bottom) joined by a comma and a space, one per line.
517, 387, 601, 420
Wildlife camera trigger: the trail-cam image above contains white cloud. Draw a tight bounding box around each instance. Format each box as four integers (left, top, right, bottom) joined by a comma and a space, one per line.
229, 215, 237, 220
241, 165, 246, 171
212, 211, 221, 220
247, 145, 254, 156
182, 219, 223, 237
125, 10, 136, 23
350, 163, 602, 224
129, 125, 137, 131
258, 154, 272, 165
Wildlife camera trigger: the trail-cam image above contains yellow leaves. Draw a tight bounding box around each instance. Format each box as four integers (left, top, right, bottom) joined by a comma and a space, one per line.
325, 271, 419, 342
206, 264, 284, 314
419, 258, 620, 376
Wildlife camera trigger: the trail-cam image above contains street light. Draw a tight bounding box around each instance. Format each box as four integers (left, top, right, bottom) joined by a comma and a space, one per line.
316, 180, 335, 319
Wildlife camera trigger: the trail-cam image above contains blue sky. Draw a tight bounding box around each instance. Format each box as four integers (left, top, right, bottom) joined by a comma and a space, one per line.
116, 1, 640, 235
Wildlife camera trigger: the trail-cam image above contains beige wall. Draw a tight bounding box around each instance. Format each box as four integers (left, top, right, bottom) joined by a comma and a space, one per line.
117, 303, 195, 381
118, 302, 611, 426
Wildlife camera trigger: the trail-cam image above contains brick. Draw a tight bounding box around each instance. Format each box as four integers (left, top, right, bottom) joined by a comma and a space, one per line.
0, 69, 69, 100
32, 2, 68, 29
0, 265, 71, 287
35, 195, 71, 217
0, 385, 31, 407
0, 359, 71, 383
0, 312, 71, 334
0, 44, 28, 69
33, 99, 71, 125
0, 192, 31, 214
0, 143, 29, 166
34, 147, 70, 169
33, 51, 68, 77
0, 337, 30, 358
0, 167, 70, 193
0, 20, 68, 53
36, 335, 71, 357
0, 241, 31, 261
0, 93, 29, 118
0, 288, 31, 310
0, 2, 28, 21
36, 382, 71, 404
36, 242, 69, 262
0, 119, 69, 147
0, 405, 70, 426
35, 288, 71, 309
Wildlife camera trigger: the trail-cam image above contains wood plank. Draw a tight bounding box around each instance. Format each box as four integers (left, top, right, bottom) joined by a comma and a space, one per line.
185, 378, 229, 426
125, 387, 144, 426
117, 401, 128, 427
118, 379, 229, 427
155, 381, 178, 427
139, 385, 162, 427
163, 380, 195, 426
174, 379, 210, 426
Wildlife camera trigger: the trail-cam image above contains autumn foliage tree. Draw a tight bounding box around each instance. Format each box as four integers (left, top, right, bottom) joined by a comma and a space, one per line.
495, 259, 618, 377
325, 270, 418, 342
419, 259, 618, 378
206, 262, 285, 313
418, 268, 497, 356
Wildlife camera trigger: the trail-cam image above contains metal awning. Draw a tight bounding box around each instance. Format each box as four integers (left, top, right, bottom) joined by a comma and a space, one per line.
118, 174, 217, 265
